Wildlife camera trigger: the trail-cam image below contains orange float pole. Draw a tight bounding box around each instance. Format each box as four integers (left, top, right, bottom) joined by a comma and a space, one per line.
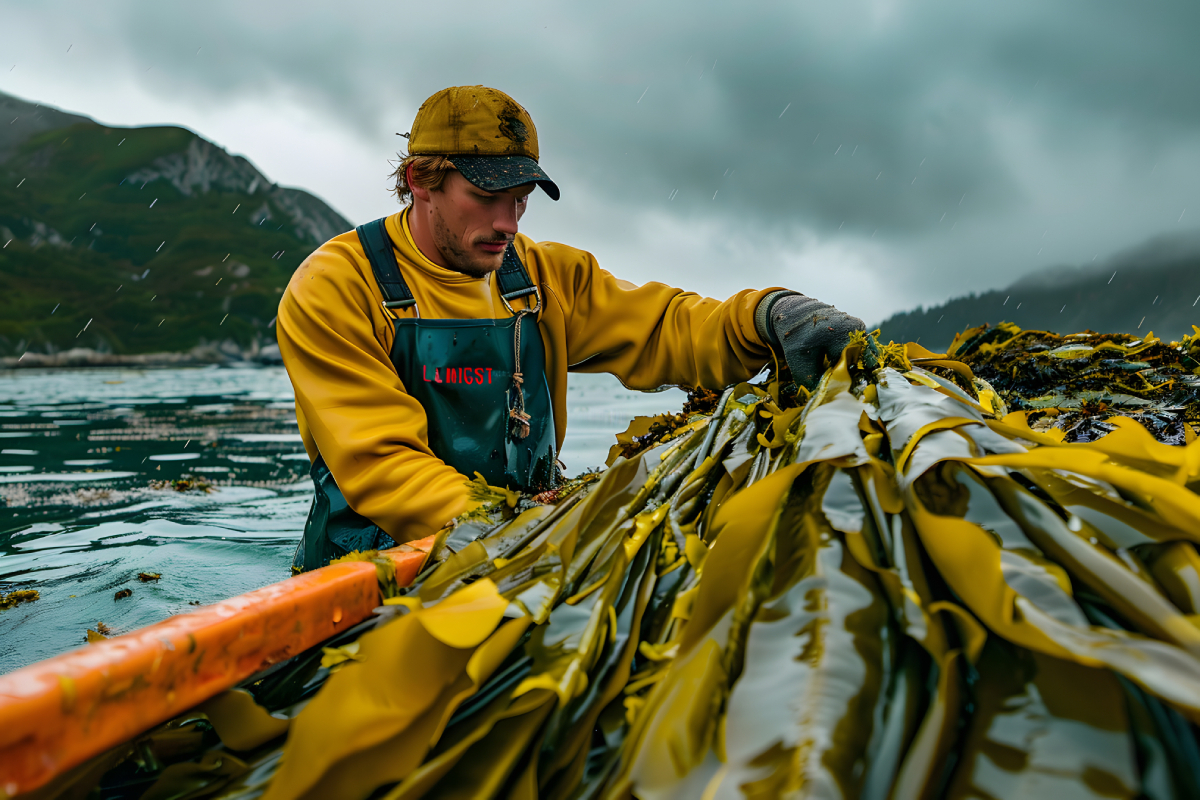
0, 538, 434, 798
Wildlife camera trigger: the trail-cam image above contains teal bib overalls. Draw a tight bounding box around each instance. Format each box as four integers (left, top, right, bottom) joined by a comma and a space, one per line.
293, 218, 557, 571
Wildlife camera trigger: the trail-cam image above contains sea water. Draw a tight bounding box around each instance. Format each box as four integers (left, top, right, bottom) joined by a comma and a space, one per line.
0, 367, 684, 673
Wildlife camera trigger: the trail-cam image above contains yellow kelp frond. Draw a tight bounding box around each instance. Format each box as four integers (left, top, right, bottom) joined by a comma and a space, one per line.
261, 582, 527, 800
319, 641, 365, 671
849, 328, 915, 374
1180, 324, 1200, 358
466, 472, 520, 508
877, 339, 914, 372
454, 472, 524, 526
330, 549, 399, 599
55, 326, 1200, 800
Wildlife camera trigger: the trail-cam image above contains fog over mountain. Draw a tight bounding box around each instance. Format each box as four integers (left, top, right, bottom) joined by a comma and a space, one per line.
878, 231, 1200, 349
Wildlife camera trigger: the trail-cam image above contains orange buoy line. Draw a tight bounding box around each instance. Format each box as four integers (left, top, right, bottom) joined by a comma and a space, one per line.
0, 538, 435, 798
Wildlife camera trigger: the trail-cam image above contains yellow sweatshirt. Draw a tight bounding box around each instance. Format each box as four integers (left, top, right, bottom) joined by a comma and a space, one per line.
277, 209, 782, 543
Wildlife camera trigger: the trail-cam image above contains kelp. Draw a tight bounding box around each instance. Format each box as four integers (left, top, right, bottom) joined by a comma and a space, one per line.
0, 589, 39, 610
38, 329, 1200, 800
950, 322, 1200, 444
609, 387, 723, 463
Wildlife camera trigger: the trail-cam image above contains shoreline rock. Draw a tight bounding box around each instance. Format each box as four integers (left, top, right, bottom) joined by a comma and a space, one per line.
1, 343, 283, 369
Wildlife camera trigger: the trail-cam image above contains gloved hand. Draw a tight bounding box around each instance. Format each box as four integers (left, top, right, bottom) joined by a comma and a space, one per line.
757, 292, 866, 389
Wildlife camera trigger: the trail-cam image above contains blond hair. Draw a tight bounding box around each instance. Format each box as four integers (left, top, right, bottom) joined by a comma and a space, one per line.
390, 154, 457, 204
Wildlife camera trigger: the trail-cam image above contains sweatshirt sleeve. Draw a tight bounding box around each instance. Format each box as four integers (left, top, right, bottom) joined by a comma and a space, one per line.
276, 239, 470, 543
534, 242, 784, 391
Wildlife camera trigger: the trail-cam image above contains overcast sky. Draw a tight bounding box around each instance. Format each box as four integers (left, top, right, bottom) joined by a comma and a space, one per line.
2, 0, 1199, 325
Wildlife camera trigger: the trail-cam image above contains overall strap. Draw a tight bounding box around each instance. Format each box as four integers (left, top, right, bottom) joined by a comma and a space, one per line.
356, 218, 416, 310
496, 244, 538, 303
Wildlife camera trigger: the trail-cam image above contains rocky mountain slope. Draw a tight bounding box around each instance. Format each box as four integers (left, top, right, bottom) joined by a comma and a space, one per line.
0, 90, 353, 362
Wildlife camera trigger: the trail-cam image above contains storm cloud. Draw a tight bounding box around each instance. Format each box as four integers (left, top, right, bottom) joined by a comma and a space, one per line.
2, 0, 1199, 323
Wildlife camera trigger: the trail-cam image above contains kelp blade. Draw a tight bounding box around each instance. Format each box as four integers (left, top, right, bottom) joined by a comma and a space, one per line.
11, 325, 1200, 800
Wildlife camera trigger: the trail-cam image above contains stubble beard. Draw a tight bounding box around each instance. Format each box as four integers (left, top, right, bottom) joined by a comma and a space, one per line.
431, 208, 508, 278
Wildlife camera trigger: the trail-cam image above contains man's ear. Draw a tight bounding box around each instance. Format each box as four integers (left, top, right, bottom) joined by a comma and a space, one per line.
408, 164, 430, 202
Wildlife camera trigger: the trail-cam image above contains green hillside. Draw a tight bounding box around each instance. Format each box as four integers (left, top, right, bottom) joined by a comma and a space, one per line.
0, 91, 353, 359
877, 233, 1200, 350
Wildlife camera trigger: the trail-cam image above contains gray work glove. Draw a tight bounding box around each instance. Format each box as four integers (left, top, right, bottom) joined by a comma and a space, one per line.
756, 292, 866, 389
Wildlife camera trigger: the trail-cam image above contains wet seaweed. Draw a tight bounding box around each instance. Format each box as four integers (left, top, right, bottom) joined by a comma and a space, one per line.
39, 328, 1200, 800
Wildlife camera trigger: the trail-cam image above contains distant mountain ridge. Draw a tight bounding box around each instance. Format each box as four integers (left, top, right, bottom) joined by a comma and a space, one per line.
876, 231, 1200, 350
0, 89, 354, 361
121, 136, 349, 246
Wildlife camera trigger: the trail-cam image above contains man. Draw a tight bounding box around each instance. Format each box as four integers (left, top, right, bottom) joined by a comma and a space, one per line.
278, 85, 864, 570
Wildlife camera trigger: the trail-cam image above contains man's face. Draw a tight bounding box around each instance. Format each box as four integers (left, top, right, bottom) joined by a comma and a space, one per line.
423, 171, 533, 278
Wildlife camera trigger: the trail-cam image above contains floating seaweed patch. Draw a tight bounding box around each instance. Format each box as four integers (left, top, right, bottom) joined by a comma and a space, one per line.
150, 475, 214, 493
0, 589, 39, 610
85, 621, 112, 643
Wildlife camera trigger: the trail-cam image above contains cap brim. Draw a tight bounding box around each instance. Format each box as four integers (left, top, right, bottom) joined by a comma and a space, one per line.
450, 155, 560, 201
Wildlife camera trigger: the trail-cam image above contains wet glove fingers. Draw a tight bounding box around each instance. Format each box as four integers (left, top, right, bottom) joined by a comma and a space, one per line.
766, 294, 865, 388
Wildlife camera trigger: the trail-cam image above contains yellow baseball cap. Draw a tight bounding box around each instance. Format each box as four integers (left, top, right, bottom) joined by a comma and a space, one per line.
407, 85, 560, 200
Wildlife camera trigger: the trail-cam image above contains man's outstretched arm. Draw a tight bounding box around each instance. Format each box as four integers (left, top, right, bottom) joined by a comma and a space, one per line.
530, 241, 862, 391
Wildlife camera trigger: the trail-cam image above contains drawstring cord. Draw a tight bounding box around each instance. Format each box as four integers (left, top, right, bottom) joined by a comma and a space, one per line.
509, 309, 533, 439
